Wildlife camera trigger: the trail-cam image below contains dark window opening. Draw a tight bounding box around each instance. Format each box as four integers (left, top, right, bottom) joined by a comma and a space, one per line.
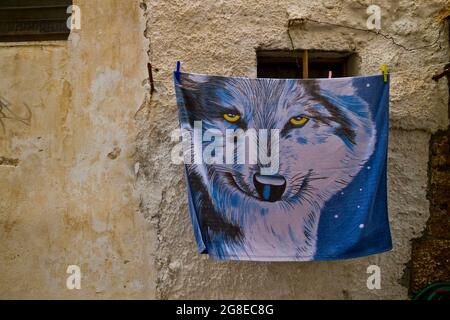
0, 0, 72, 42
257, 50, 357, 79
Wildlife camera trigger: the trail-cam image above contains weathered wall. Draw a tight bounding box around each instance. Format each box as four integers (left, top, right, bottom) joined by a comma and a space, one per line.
139, 0, 448, 299
409, 17, 450, 294
0, 0, 448, 299
0, 0, 155, 298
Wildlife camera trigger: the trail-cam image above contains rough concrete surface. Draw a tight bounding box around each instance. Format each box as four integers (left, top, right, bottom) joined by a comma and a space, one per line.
0, 0, 155, 298
140, 0, 448, 299
0, 0, 449, 299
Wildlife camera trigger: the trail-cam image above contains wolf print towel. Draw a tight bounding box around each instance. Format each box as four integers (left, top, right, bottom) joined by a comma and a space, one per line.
173, 72, 392, 261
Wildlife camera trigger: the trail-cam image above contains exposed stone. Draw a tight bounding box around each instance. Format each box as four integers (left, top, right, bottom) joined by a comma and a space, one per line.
409, 18, 450, 294
427, 130, 450, 239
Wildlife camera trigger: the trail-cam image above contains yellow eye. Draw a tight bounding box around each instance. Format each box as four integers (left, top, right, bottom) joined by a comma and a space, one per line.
289, 116, 309, 126
223, 113, 241, 123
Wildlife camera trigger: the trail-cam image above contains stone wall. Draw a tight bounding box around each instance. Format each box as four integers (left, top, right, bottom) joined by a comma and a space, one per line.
410, 129, 450, 294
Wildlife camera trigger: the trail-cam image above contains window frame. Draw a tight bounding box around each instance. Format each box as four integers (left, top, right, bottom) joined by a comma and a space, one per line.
257, 50, 356, 79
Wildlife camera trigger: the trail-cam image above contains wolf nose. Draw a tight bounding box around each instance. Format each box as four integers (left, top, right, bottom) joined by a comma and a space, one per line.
253, 174, 286, 202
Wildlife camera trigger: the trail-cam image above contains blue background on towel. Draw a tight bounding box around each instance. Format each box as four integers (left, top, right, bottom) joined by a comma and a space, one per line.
316, 75, 392, 259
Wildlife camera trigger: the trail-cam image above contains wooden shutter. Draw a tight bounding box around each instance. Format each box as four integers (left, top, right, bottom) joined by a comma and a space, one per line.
0, 0, 73, 42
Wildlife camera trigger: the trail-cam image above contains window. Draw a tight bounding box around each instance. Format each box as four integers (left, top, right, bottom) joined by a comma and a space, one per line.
0, 0, 72, 42
257, 50, 357, 79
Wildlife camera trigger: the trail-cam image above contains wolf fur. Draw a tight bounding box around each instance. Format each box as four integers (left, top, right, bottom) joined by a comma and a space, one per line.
177, 74, 376, 260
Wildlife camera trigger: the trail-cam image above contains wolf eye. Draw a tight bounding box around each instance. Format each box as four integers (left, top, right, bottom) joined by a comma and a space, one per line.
289, 116, 309, 127
223, 113, 241, 123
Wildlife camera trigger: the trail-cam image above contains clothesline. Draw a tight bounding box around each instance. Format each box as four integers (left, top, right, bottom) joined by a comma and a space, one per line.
146, 61, 449, 85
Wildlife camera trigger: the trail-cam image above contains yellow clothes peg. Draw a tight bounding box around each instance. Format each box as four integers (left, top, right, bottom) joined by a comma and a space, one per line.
379, 64, 388, 83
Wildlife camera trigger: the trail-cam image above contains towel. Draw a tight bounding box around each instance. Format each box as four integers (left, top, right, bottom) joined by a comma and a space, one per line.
173, 72, 392, 261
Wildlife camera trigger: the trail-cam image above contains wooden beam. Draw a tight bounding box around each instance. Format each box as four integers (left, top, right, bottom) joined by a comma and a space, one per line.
302, 50, 309, 79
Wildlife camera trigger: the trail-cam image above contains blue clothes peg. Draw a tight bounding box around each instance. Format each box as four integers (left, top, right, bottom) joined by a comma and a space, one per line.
175, 61, 181, 83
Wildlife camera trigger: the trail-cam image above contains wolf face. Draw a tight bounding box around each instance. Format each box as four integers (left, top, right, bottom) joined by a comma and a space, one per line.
177, 74, 376, 260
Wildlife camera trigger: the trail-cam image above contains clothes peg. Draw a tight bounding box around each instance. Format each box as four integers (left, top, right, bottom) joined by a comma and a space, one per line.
379, 64, 388, 83
175, 61, 181, 83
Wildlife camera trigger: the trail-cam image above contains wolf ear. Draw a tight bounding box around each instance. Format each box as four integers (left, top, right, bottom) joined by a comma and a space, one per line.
177, 73, 205, 92
176, 74, 227, 113
175, 73, 205, 114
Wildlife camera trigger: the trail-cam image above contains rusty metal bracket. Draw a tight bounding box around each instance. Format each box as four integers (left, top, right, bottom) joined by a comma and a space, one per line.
147, 63, 155, 94
432, 63, 450, 82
